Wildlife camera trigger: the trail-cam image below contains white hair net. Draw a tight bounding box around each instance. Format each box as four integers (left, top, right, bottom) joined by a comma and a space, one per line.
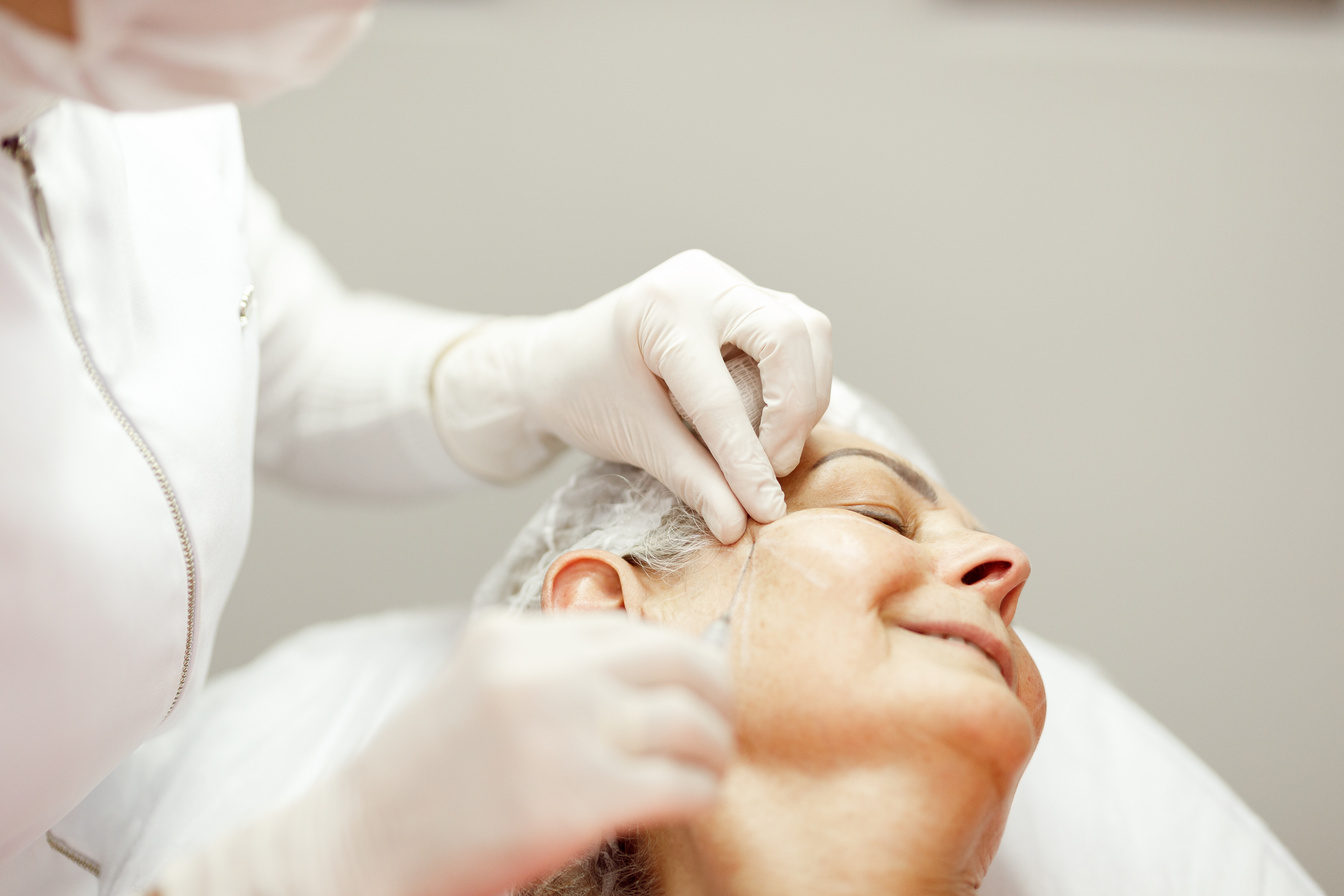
471, 365, 940, 615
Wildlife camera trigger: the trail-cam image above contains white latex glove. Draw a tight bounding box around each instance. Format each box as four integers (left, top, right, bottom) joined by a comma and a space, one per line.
155, 612, 734, 896
431, 250, 832, 543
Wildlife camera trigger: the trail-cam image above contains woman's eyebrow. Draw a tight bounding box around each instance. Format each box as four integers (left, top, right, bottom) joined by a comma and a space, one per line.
808, 448, 939, 504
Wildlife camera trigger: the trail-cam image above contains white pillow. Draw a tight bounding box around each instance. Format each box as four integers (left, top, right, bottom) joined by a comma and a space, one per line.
984, 630, 1323, 896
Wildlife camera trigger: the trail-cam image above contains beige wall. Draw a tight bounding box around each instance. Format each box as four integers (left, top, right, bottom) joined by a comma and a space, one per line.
220, 0, 1344, 889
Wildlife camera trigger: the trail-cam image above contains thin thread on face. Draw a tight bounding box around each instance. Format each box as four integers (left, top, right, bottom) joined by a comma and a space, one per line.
727, 541, 755, 620
733, 541, 756, 667
703, 540, 755, 651
731, 518, 873, 671
750, 520, 846, 592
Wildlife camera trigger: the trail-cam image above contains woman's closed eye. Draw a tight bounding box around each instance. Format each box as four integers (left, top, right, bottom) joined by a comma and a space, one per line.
844, 505, 911, 538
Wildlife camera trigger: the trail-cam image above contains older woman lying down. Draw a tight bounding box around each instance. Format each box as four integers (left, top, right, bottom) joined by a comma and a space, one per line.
17, 385, 1322, 896
514, 420, 1045, 895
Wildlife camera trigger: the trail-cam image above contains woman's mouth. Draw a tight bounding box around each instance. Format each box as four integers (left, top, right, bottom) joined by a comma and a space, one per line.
933, 634, 1002, 678
899, 623, 1015, 688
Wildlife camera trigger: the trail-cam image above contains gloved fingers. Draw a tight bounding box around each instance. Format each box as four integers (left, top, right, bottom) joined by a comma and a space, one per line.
636, 249, 752, 310
629, 403, 751, 543
760, 287, 833, 426
602, 626, 735, 720
616, 685, 735, 774
718, 285, 824, 477
610, 757, 722, 827
651, 336, 786, 529
692, 249, 752, 284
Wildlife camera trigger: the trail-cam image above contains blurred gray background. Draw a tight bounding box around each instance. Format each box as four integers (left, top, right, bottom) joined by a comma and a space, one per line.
217, 0, 1344, 890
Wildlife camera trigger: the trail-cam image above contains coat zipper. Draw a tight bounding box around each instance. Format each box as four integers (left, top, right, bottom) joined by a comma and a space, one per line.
2, 131, 198, 721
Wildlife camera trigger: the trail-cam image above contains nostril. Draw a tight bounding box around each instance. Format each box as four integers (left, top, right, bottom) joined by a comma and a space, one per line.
962, 560, 1012, 587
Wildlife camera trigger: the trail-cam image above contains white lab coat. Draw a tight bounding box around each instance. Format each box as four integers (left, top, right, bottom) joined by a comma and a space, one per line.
0, 93, 483, 873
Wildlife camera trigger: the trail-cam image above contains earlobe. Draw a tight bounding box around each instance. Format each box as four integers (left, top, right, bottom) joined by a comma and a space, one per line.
541, 550, 646, 614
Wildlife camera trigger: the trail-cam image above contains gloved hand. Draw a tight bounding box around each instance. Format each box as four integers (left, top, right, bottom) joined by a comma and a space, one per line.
431, 250, 832, 543
155, 612, 734, 896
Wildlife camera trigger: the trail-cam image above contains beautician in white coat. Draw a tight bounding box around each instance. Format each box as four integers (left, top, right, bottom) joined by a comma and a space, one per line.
0, 1, 833, 894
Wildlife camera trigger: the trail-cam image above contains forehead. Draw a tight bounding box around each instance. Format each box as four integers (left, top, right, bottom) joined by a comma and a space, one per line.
791, 424, 936, 486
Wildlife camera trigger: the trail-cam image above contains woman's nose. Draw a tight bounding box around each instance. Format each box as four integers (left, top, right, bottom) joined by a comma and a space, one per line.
935, 534, 1031, 624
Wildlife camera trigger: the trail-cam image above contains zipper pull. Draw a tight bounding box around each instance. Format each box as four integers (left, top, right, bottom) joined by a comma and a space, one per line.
3, 132, 37, 179
3, 132, 55, 242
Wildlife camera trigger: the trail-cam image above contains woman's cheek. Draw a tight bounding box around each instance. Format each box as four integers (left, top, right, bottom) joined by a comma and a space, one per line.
730, 514, 926, 763
751, 511, 923, 611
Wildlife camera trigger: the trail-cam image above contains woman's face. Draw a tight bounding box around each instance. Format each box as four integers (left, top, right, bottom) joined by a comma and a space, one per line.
633, 422, 1046, 798
543, 423, 1047, 880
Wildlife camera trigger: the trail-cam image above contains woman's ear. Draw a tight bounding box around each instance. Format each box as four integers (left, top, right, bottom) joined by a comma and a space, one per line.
542, 550, 648, 614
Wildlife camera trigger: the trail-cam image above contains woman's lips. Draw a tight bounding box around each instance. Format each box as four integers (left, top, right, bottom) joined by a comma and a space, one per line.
898, 621, 1015, 688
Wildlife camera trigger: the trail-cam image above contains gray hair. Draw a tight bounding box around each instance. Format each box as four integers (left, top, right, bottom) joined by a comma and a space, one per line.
515, 836, 657, 896
469, 462, 697, 613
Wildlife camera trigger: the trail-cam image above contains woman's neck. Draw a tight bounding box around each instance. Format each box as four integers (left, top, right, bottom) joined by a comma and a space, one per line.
648, 759, 1008, 896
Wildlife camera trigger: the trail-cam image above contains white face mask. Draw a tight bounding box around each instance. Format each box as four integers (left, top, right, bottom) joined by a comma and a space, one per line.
0, 0, 374, 132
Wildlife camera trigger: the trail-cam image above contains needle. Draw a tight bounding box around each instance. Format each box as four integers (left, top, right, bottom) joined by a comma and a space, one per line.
702, 541, 755, 649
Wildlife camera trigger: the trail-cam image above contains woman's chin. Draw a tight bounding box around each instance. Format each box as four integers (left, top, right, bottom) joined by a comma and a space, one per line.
903, 672, 1043, 786
900, 634, 1047, 784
